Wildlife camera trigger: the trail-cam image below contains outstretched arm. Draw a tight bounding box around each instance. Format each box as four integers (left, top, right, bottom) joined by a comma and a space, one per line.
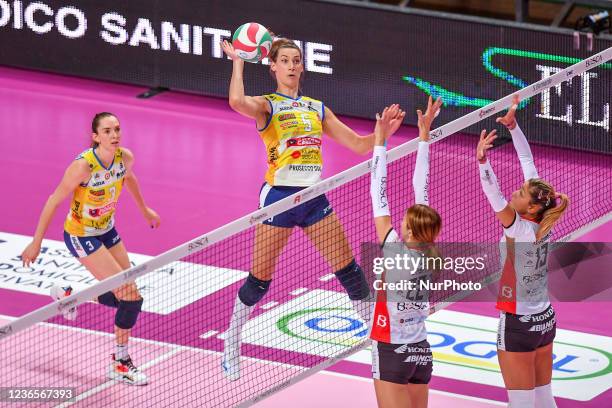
413, 97, 442, 205
496, 95, 539, 180
476, 129, 515, 228
221, 40, 270, 127
324, 104, 404, 155
370, 105, 405, 243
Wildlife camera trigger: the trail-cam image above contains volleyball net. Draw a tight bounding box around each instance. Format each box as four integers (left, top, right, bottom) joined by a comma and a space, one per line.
0, 47, 610, 407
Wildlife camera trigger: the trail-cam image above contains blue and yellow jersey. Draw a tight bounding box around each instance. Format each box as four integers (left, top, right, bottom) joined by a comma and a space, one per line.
64, 148, 126, 237
259, 93, 325, 186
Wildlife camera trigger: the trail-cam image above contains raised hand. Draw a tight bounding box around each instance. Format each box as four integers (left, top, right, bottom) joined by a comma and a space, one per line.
417, 96, 443, 142
374, 104, 405, 146
496, 94, 519, 130
476, 129, 497, 163
221, 40, 241, 61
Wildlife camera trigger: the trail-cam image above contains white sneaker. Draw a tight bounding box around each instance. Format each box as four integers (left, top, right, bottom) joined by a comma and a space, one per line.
221, 339, 241, 381
50, 285, 77, 320
107, 354, 148, 386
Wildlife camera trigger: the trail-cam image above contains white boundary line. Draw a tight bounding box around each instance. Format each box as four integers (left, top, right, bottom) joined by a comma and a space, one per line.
0, 46, 610, 342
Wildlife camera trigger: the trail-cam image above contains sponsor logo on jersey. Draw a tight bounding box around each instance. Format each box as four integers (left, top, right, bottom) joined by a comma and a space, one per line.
88, 202, 117, 217
291, 151, 301, 159
268, 146, 279, 163
279, 113, 297, 121
91, 180, 105, 187
278, 105, 292, 112
280, 121, 299, 129
286, 137, 322, 147
90, 189, 105, 197
288, 164, 321, 172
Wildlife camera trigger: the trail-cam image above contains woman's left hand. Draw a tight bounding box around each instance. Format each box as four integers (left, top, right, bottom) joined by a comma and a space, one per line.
143, 207, 161, 229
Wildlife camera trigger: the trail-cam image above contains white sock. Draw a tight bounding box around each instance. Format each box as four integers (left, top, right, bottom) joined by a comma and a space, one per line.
507, 389, 535, 407
115, 344, 129, 360
224, 296, 253, 359
535, 384, 557, 408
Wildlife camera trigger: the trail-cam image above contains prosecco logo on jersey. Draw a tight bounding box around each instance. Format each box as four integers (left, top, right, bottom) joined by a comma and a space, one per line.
279, 113, 297, 121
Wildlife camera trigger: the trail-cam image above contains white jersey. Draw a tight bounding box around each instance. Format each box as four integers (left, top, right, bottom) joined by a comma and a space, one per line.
497, 212, 551, 316
370, 229, 429, 344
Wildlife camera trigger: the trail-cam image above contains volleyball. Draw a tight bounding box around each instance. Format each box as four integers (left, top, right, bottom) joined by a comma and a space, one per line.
231, 23, 273, 63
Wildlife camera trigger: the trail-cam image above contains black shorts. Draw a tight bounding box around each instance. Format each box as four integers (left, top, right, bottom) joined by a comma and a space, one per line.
371, 340, 433, 385
497, 304, 556, 352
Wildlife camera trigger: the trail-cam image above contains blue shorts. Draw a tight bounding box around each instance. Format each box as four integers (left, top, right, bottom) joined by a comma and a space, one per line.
64, 227, 122, 258
259, 183, 333, 228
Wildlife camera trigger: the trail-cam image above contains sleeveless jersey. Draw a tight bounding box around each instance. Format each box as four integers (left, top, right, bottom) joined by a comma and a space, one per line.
370, 229, 429, 344
497, 212, 551, 316
259, 93, 325, 187
64, 148, 126, 237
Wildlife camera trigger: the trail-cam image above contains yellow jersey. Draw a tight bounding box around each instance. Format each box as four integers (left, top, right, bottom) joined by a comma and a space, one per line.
259, 93, 325, 186
64, 148, 126, 237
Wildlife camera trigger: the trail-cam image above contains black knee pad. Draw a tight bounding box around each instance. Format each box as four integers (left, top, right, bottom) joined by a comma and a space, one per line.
335, 259, 370, 300
98, 291, 119, 308
115, 298, 143, 330
238, 274, 271, 306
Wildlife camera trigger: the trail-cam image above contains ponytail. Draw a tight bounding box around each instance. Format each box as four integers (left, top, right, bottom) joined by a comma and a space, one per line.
536, 193, 569, 241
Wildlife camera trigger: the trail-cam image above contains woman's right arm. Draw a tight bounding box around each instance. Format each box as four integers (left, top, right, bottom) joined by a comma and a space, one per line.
476, 129, 515, 228
221, 40, 270, 125
21, 159, 90, 266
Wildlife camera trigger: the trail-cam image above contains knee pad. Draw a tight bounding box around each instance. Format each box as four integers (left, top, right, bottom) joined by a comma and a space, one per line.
98, 291, 119, 308
238, 274, 271, 306
335, 259, 370, 301
115, 298, 143, 330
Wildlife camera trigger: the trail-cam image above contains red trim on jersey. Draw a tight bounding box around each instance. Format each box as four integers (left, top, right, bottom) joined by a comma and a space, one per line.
370, 274, 391, 343
496, 241, 517, 314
